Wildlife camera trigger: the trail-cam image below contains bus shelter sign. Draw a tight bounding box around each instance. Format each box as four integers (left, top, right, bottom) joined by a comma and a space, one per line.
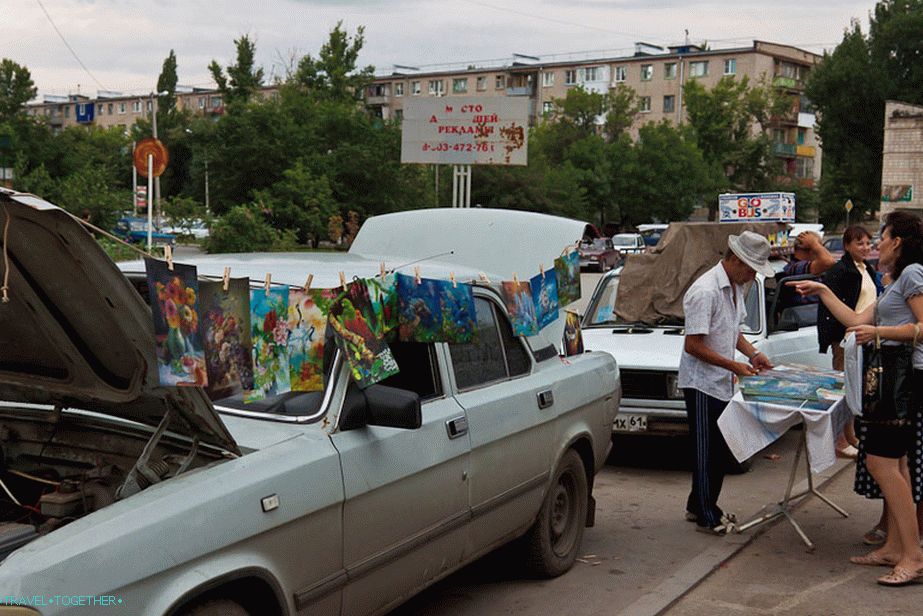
400, 97, 528, 166
719, 192, 795, 223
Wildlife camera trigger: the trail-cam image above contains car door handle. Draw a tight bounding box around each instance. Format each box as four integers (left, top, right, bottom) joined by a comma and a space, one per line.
446, 416, 468, 439
537, 389, 554, 409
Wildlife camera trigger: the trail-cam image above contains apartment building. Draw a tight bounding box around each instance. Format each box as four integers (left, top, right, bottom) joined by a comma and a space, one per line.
880, 100, 923, 219
366, 40, 823, 186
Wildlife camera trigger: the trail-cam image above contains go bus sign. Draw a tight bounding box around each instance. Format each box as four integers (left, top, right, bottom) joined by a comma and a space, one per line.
719, 192, 795, 223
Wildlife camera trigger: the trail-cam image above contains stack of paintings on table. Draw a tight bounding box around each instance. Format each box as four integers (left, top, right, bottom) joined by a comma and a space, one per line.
740, 364, 845, 410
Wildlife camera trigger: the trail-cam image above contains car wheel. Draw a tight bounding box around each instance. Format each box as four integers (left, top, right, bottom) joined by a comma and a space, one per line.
524, 449, 588, 578
180, 599, 250, 616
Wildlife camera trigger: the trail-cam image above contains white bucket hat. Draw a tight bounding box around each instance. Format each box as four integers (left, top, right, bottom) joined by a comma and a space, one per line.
728, 231, 775, 277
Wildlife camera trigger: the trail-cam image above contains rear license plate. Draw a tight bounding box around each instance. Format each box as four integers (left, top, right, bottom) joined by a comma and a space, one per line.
613, 413, 648, 432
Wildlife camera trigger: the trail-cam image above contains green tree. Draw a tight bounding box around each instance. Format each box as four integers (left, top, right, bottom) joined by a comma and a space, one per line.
209, 35, 265, 106
156, 50, 179, 114
869, 0, 923, 104
293, 22, 375, 103
205, 203, 297, 253
605, 84, 641, 139
253, 161, 337, 245
0, 58, 37, 122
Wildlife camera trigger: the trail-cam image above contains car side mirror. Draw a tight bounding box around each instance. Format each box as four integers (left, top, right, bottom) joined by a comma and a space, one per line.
340, 384, 422, 431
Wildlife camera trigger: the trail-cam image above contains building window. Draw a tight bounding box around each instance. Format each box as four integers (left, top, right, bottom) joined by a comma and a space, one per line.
63, 105, 70, 118
664, 62, 677, 80
542, 71, 555, 87
394, 109, 403, 121
772, 128, 786, 143
495, 75, 505, 89
428, 80, 444, 96
477, 76, 487, 91
368, 84, 388, 97
118, 103, 126, 114
724, 58, 737, 75
211, 96, 222, 109
542, 101, 554, 115
583, 66, 600, 82
565, 70, 577, 85
640, 64, 653, 81
411, 80, 421, 95
394, 82, 404, 96
132, 101, 142, 113
108, 103, 113, 114
797, 127, 806, 145
96, 105, 103, 116
778, 62, 802, 80
689, 61, 709, 78
639, 96, 651, 112
614, 66, 627, 82
663, 95, 675, 113
452, 78, 468, 94
795, 156, 814, 179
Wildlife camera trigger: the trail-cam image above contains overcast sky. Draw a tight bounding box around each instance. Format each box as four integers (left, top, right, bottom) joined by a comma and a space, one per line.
4, 0, 876, 97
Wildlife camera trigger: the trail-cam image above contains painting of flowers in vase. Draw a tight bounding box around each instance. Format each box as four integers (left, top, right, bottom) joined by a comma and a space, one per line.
198, 278, 254, 400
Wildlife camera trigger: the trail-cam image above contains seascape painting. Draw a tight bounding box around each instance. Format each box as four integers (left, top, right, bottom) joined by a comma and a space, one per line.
530, 270, 560, 331
328, 280, 400, 388
555, 250, 581, 307
145, 257, 207, 387
246, 287, 292, 401
198, 278, 253, 399
287, 289, 329, 392
396, 273, 477, 343
563, 311, 585, 356
500, 280, 538, 336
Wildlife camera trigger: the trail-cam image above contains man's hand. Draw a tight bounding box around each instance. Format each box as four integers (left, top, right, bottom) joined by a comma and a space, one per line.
750, 352, 773, 371
730, 361, 759, 377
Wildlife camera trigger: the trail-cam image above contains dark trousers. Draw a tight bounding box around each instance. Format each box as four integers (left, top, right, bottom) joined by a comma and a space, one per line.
684, 388, 734, 527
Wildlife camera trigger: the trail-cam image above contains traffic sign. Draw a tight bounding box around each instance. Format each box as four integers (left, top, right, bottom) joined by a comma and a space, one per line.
133, 138, 169, 178
845, 199, 853, 212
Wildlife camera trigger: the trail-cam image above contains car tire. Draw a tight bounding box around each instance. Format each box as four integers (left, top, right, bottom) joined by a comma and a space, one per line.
180, 599, 250, 616
524, 449, 588, 578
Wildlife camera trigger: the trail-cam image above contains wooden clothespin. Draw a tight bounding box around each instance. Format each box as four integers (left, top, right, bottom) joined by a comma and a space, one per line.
414, 266, 422, 285
222, 267, 231, 292
264, 273, 272, 296
339, 271, 347, 289
380, 262, 387, 279
540, 263, 545, 280
164, 245, 174, 271
450, 272, 457, 288
304, 274, 313, 293
512, 272, 519, 286
478, 272, 490, 284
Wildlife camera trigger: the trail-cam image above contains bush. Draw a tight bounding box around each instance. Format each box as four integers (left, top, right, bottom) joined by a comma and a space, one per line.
204, 203, 300, 253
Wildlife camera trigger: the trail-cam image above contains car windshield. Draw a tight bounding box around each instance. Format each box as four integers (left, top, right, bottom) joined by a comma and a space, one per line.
612, 236, 636, 247
128, 220, 149, 232
581, 239, 608, 250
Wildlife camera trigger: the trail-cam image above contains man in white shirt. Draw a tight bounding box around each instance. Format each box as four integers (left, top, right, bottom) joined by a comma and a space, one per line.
679, 231, 775, 535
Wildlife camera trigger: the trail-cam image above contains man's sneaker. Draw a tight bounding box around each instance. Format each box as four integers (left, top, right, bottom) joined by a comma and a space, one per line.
720, 512, 738, 527
695, 523, 730, 536
684, 511, 698, 523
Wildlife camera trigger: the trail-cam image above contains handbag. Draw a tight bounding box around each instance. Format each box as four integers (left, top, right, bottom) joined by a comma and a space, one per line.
861, 305, 915, 424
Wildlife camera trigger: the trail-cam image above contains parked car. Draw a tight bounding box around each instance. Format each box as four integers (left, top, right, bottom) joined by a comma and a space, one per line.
578, 237, 621, 272
0, 193, 620, 616
164, 219, 210, 240
611, 233, 646, 255
823, 234, 880, 267
637, 224, 668, 247
113, 216, 176, 246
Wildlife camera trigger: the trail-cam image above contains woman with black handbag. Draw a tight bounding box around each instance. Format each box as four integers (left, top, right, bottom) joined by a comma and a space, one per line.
789, 211, 923, 586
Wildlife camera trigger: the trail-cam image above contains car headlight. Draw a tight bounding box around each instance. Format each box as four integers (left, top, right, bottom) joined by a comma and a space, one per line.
666, 373, 683, 399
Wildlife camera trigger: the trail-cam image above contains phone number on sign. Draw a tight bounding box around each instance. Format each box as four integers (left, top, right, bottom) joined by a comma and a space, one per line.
421, 142, 495, 153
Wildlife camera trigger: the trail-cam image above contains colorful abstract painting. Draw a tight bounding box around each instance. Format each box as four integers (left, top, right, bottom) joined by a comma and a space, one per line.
530, 270, 560, 331
198, 278, 253, 400
396, 273, 477, 343
500, 280, 538, 336
247, 287, 291, 401
555, 250, 581, 307
287, 289, 328, 392
328, 280, 400, 388
145, 258, 207, 387
563, 311, 585, 357
367, 273, 399, 337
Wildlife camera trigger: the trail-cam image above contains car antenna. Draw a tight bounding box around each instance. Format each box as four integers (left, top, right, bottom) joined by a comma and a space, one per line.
391, 250, 454, 273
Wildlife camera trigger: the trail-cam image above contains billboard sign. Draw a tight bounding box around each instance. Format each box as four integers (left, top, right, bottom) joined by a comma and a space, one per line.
135, 187, 147, 210
400, 97, 529, 166
719, 192, 795, 223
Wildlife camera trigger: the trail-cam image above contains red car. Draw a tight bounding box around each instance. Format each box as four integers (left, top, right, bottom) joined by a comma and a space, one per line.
578, 237, 622, 272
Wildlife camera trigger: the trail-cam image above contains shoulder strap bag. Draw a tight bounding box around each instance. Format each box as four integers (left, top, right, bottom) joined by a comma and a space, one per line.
861, 303, 914, 424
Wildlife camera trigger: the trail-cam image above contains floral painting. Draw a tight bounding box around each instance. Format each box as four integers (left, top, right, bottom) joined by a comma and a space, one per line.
246, 287, 291, 402
198, 279, 253, 400
500, 280, 538, 336
563, 311, 585, 357
555, 250, 581, 307
145, 258, 207, 387
287, 289, 329, 392
396, 273, 477, 343
367, 273, 398, 337
530, 270, 560, 331
328, 280, 399, 388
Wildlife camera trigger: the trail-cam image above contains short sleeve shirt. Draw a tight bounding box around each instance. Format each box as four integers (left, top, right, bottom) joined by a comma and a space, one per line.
877, 263, 923, 368
678, 262, 748, 401
782, 259, 818, 305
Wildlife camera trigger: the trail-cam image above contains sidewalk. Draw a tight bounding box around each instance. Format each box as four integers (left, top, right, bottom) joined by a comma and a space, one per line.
664, 459, 923, 615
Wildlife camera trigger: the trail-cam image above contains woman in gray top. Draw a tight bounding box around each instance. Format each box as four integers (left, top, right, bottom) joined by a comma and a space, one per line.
790, 211, 923, 586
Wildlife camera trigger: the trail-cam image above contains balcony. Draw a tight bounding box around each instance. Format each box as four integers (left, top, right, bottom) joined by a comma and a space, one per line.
772, 142, 797, 157
506, 86, 534, 97
796, 145, 816, 157
366, 95, 390, 106
772, 76, 802, 90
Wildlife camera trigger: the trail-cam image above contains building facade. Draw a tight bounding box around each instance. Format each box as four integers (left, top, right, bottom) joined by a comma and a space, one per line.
880, 100, 923, 220
365, 40, 822, 186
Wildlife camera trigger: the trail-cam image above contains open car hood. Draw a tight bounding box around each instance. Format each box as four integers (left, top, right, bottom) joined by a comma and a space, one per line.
0, 189, 239, 454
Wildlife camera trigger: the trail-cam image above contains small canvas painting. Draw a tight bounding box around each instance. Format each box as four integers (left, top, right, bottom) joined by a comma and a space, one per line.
198, 278, 254, 399
247, 287, 292, 401
530, 270, 560, 331
500, 280, 538, 336
145, 257, 208, 387
328, 281, 400, 388
287, 289, 328, 392
367, 273, 399, 338
396, 273, 477, 343
555, 250, 581, 307
563, 311, 585, 356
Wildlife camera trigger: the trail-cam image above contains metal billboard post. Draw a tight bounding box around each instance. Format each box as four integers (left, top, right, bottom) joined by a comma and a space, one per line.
451, 165, 472, 208
146, 154, 154, 251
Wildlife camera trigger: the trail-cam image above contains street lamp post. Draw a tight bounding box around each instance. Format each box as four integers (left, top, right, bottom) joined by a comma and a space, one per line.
149, 90, 169, 232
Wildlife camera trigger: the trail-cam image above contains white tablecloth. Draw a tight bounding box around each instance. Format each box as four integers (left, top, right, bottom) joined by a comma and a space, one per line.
718, 393, 850, 474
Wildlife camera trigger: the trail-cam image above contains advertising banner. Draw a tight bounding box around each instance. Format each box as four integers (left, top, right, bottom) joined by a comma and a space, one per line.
719, 192, 795, 223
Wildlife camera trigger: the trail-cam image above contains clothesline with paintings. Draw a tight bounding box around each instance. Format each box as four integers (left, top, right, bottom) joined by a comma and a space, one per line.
143, 247, 583, 404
